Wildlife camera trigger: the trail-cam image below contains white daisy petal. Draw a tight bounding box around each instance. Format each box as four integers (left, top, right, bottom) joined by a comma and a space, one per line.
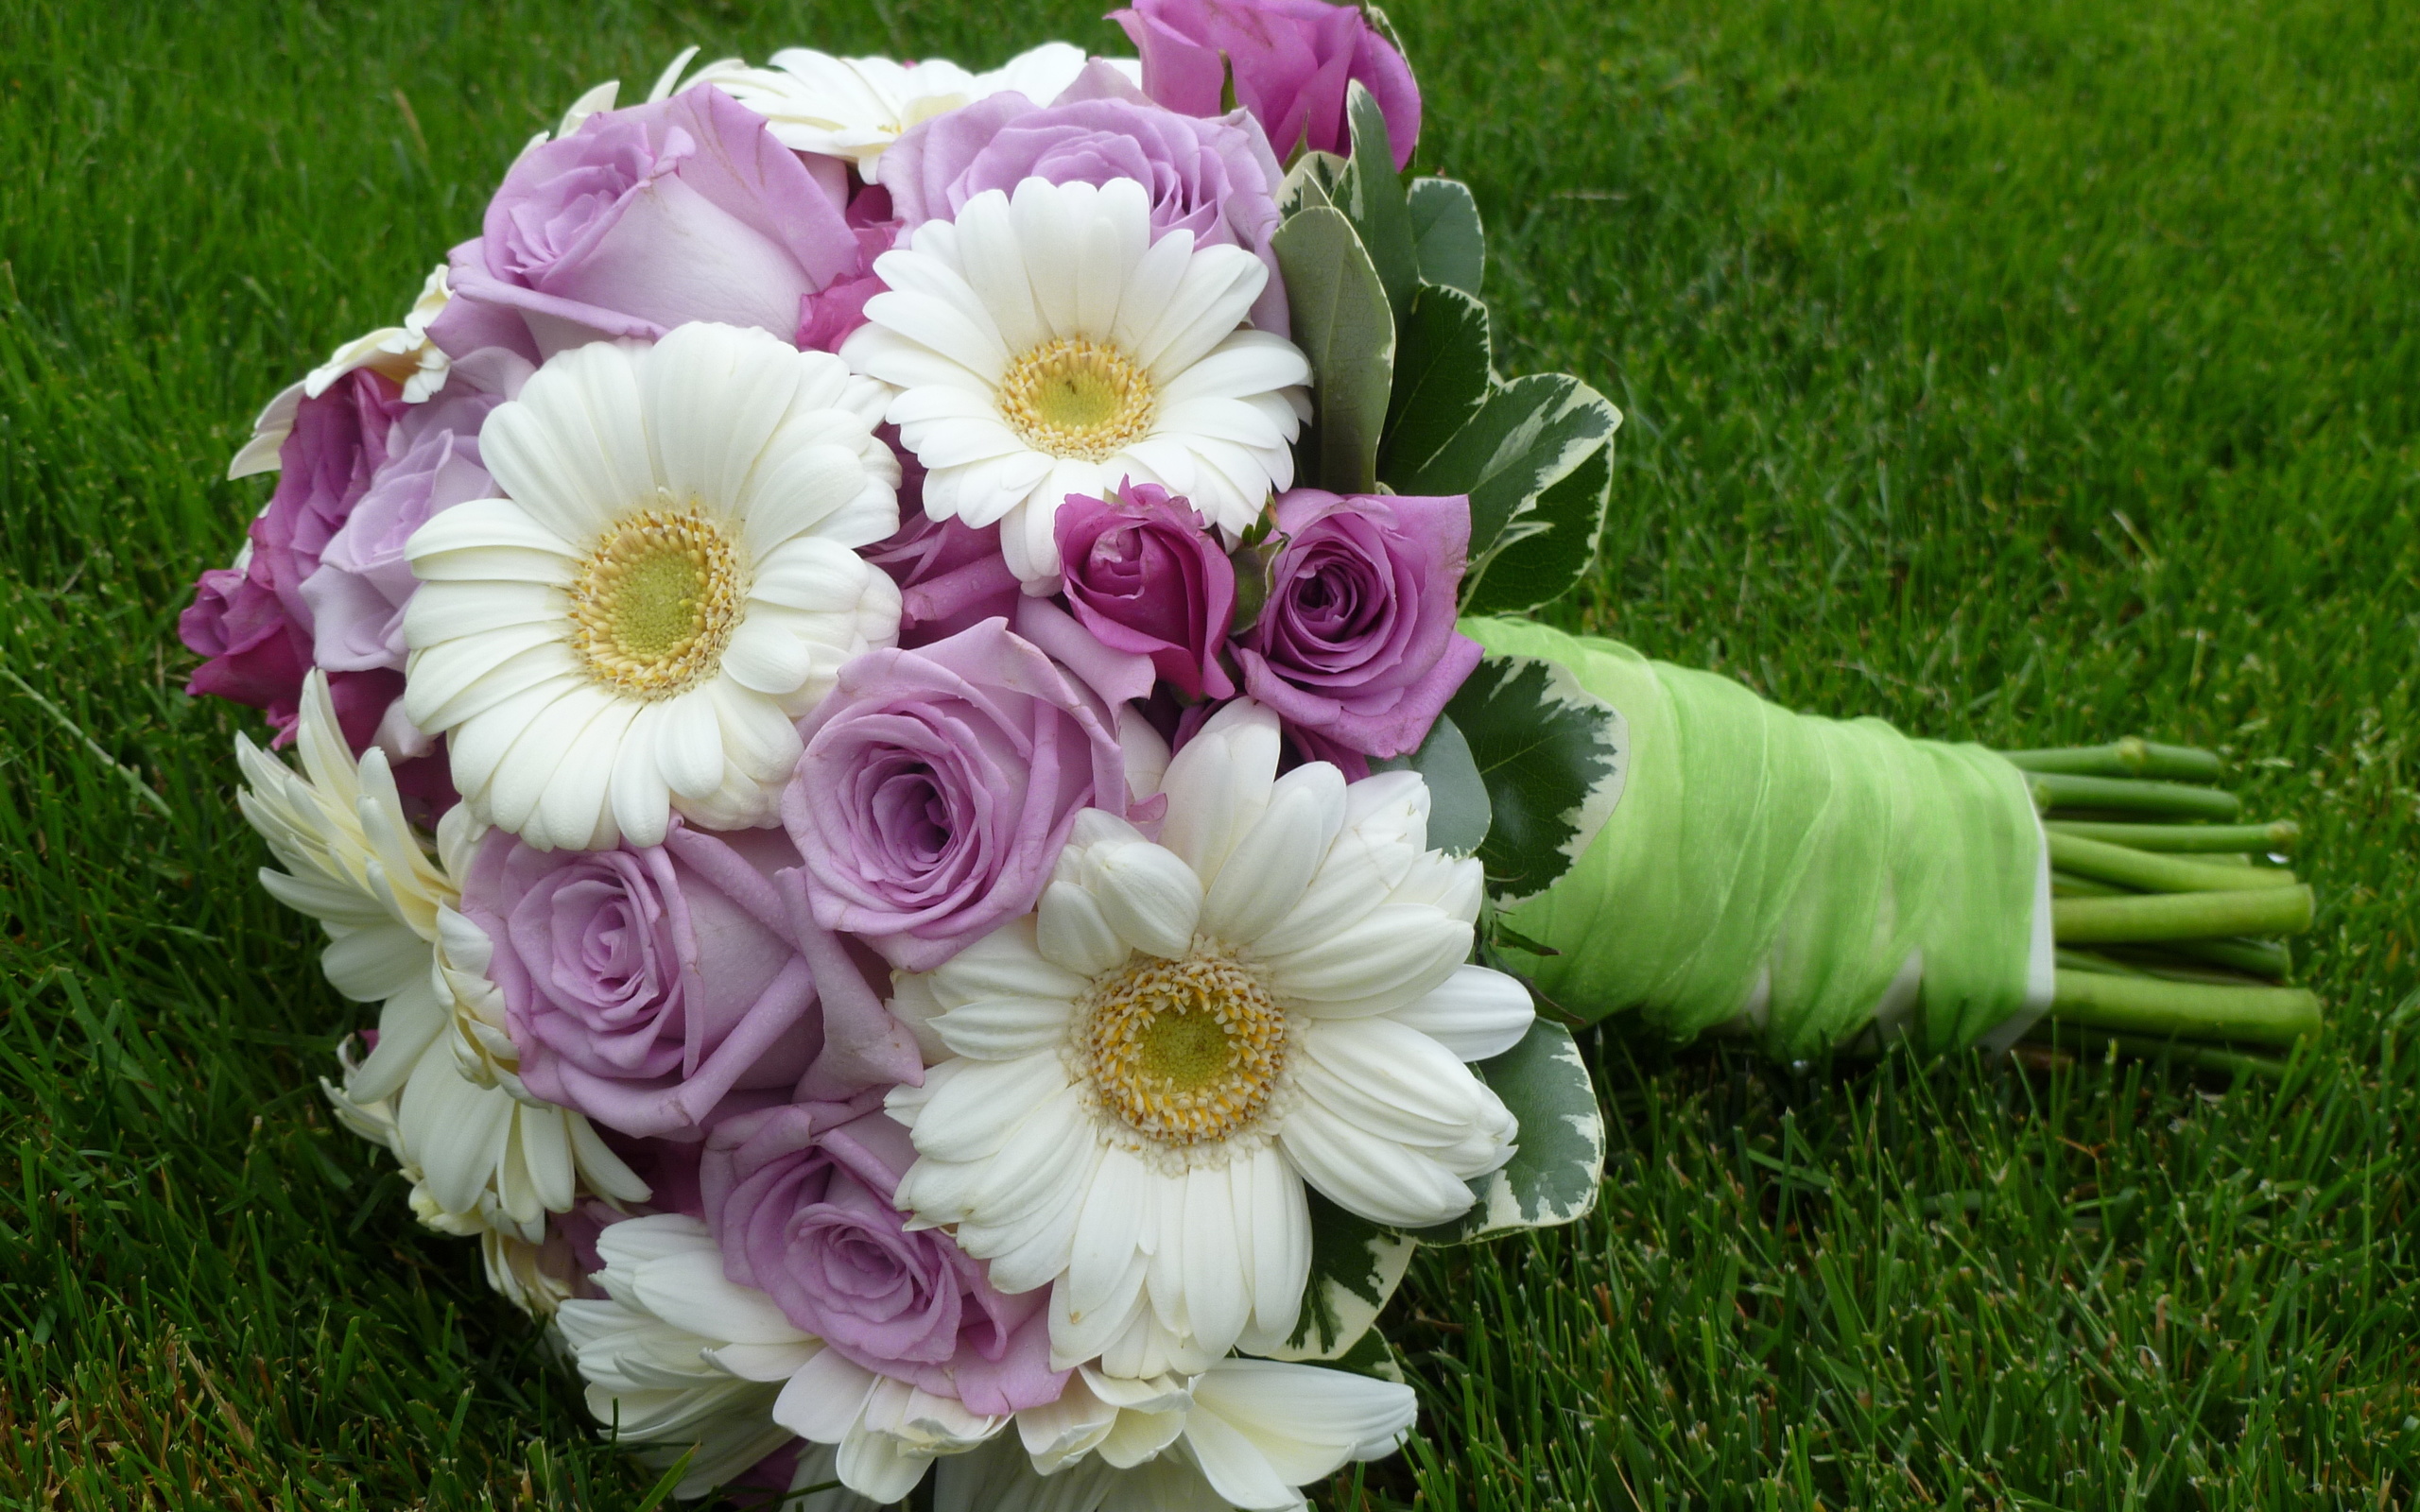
1387, 965, 1538, 1062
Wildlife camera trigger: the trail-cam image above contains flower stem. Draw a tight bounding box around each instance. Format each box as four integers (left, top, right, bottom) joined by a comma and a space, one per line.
2053, 885, 2313, 944
2000, 737, 2224, 782
2048, 969, 2320, 1046
2047, 830, 2297, 894
2027, 1022, 2290, 1079
2045, 818, 2300, 854
2026, 771, 2242, 820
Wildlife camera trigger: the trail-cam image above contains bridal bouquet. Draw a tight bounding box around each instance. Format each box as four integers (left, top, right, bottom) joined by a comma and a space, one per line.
182, 1, 2319, 1504
185, 9, 1618, 1506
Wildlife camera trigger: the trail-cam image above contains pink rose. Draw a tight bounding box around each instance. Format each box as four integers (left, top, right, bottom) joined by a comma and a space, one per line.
1112, 0, 1422, 168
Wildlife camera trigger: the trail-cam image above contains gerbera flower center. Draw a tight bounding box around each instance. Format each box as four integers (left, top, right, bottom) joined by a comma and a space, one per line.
1078, 953, 1287, 1146
997, 337, 1157, 462
566, 502, 747, 700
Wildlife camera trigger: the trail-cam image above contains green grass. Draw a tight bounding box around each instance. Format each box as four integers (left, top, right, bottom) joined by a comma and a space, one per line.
4, 0, 2418, 1506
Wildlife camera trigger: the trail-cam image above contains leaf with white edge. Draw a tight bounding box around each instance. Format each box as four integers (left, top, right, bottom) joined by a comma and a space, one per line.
1263, 1191, 1415, 1363
1362, 3, 1413, 85
1461, 427, 1616, 615
1370, 713, 1489, 857
1395, 372, 1620, 572
1409, 1019, 1605, 1244
1443, 651, 1628, 904
1322, 1325, 1408, 1385
1338, 82, 1418, 318
1407, 177, 1485, 296
1379, 282, 1491, 482
1278, 150, 1346, 219
1272, 206, 1394, 496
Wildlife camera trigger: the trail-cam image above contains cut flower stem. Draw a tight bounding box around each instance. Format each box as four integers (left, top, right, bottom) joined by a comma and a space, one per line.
2047, 970, 2320, 1047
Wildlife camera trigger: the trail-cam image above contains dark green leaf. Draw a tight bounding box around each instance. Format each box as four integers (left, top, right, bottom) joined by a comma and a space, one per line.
1410, 1019, 1606, 1244
1444, 651, 1629, 903
1340, 81, 1418, 318
1407, 176, 1485, 296
1462, 428, 1616, 614
1371, 713, 1490, 856
1322, 1325, 1408, 1384
1272, 205, 1394, 494
1379, 282, 1492, 481
1266, 1190, 1415, 1362
1394, 371, 1619, 570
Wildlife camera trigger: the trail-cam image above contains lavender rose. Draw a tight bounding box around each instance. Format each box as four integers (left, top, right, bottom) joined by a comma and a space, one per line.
1236, 488, 1482, 761
1055, 482, 1237, 699
701, 1105, 1061, 1415
880, 64, 1288, 331
468, 823, 923, 1141
427, 85, 861, 363
1112, 0, 1422, 169
298, 352, 523, 676
783, 620, 1143, 972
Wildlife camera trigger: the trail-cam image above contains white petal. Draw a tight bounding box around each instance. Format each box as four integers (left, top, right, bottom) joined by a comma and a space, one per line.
1035, 879, 1130, 978
1278, 1100, 1480, 1228
906, 1053, 1073, 1165
1259, 903, 1472, 1017
1387, 965, 1537, 1062
1155, 700, 1282, 886
480, 340, 653, 544
1198, 763, 1346, 947
1087, 841, 1203, 960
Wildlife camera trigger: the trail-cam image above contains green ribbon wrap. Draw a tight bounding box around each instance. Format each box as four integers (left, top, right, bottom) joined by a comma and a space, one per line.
1462, 618, 2051, 1057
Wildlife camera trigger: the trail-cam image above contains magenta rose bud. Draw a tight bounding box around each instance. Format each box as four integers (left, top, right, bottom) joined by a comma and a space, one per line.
427, 84, 862, 362
467, 824, 922, 1141
1056, 483, 1237, 700
881, 69, 1288, 330
1236, 489, 1482, 760
181, 368, 408, 743
783, 620, 1138, 972
1111, 0, 1422, 169
701, 1105, 1063, 1416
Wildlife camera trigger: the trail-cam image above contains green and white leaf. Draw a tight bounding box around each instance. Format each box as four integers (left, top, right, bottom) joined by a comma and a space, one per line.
1264, 1191, 1416, 1363
1370, 713, 1490, 856
1321, 1325, 1408, 1385
1379, 282, 1492, 482
1443, 651, 1628, 904
1461, 428, 1616, 615
1337, 82, 1418, 318
1278, 150, 1346, 219
1393, 371, 1620, 573
1407, 176, 1485, 296
1411, 1019, 1606, 1244
1271, 205, 1394, 495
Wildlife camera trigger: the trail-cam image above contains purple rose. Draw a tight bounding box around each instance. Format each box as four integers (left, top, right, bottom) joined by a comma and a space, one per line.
427, 85, 861, 363
702, 1105, 1061, 1416
881, 64, 1288, 331
1113, 0, 1422, 169
1236, 489, 1482, 760
181, 368, 410, 740
783, 620, 1137, 971
298, 355, 521, 674
1056, 482, 1236, 699
863, 512, 1022, 646
469, 823, 924, 1141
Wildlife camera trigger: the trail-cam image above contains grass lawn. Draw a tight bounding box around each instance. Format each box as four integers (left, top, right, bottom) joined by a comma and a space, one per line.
4, 0, 2417, 1506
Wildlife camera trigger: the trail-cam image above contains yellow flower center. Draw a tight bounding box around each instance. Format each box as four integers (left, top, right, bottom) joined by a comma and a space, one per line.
998, 337, 1157, 462
1079, 953, 1287, 1146
566, 502, 747, 700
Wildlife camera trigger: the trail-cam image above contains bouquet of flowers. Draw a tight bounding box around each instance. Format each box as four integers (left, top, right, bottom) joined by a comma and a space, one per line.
181, 1, 2319, 1504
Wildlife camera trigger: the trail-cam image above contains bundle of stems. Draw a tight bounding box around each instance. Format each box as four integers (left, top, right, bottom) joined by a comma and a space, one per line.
2000, 737, 2318, 1075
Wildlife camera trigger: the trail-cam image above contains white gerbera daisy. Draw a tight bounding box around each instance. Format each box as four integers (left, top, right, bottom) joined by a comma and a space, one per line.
402, 321, 904, 850
886, 701, 1535, 1379
841, 176, 1311, 583
677, 43, 1134, 172
942, 1358, 1416, 1512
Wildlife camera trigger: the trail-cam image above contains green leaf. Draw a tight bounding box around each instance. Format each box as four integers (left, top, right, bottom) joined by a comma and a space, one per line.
1379, 282, 1492, 481
1272, 205, 1395, 495
1322, 1325, 1408, 1385
1407, 177, 1485, 296
1278, 149, 1346, 219
1339, 81, 1418, 318
1410, 1019, 1606, 1244
1264, 1190, 1415, 1362
1461, 428, 1616, 615
1396, 373, 1620, 574
1444, 651, 1629, 904
1370, 713, 1490, 856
